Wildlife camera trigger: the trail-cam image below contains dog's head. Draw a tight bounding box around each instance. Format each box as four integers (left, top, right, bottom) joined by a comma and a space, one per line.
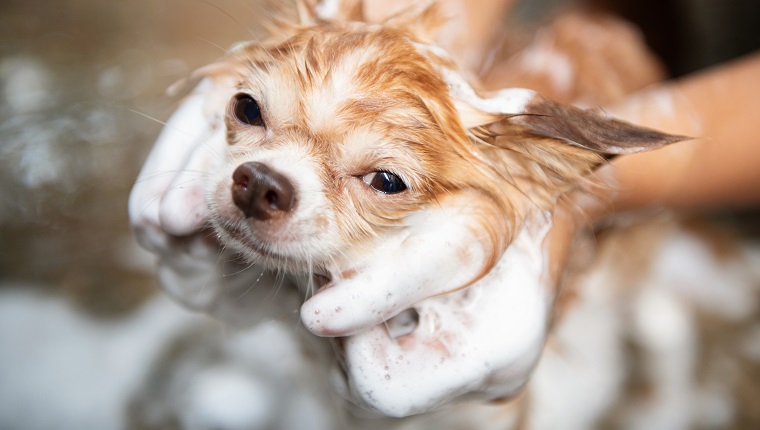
158, 0, 694, 418
207, 3, 682, 287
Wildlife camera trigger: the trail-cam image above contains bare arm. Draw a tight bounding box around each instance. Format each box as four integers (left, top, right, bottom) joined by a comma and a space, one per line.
604, 51, 760, 214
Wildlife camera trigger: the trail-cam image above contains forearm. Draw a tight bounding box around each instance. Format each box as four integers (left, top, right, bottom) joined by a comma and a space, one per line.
606, 51, 760, 213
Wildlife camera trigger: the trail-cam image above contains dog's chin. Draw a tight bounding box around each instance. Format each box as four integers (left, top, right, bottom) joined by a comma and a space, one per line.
213, 221, 299, 270
212, 219, 350, 281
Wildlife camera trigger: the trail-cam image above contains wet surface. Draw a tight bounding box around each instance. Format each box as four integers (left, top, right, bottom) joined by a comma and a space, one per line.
1, 0, 758, 317
0, 0, 274, 316
1, 1, 759, 429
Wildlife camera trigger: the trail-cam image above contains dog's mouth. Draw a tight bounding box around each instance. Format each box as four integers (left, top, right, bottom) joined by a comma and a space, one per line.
216, 216, 364, 298
217, 221, 294, 264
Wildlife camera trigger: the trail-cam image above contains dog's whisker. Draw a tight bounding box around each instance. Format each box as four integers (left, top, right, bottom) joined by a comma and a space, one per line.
233, 265, 266, 300
134, 169, 212, 183
199, 0, 258, 40
128, 109, 171, 128
195, 36, 235, 56
222, 258, 258, 278
129, 109, 218, 151
157, 5, 689, 420
129, 109, 227, 164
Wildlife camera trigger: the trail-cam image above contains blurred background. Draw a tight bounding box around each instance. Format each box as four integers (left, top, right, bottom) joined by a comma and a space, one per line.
0, 0, 758, 429
0, 0, 275, 315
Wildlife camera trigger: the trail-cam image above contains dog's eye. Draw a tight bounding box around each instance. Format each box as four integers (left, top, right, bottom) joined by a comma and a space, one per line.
362, 171, 407, 194
233, 94, 264, 127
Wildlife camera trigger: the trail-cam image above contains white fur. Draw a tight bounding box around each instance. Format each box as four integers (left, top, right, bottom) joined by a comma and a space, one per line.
439, 67, 537, 128
126, 5, 760, 427
207, 141, 342, 269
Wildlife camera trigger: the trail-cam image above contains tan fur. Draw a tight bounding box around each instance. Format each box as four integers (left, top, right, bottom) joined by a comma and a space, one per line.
205, 3, 681, 290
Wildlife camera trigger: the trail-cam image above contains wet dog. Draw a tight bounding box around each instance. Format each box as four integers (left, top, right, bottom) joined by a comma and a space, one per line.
196, 1, 684, 417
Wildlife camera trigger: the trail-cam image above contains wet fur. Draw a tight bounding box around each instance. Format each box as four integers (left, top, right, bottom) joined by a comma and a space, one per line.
205, 3, 681, 288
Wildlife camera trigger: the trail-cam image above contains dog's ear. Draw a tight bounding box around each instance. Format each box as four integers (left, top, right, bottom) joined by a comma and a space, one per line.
448, 73, 687, 156
297, 0, 365, 24
478, 94, 687, 156
444, 71, 690, 202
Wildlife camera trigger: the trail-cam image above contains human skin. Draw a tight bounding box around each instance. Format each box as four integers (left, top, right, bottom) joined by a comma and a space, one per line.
129, 1, 760, 414
364, 0, 516, 70
545, 51, 760, 298
604, 51, 760, 213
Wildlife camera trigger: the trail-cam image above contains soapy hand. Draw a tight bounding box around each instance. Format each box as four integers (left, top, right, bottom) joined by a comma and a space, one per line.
129, 80, 229, 312
128, 80, 303, 323
128, 75, 573, 416
300, 194, 492, 337
335, 217, 555, 417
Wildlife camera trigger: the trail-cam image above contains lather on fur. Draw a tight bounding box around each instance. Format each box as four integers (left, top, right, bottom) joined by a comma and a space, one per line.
203, 2, 680, 322
129, 0, 699, 422
188, 0, 687, 416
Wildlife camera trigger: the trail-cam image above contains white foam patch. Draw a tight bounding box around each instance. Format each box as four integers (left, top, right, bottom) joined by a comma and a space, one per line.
339, 216, 552, 417
1, 56, 52, 115
300, 194, 491, 336
314, 0, 341, 20
179, 366, 276, 430
0, 288, 202, 430
626, 283, 697, 430
631, 283, 696, 352
529, 263, 625, 430
442, 67, 536, 116
650, 229, 757, 320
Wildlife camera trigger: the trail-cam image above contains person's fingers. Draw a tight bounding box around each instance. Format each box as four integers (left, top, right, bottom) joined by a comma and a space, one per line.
338, 218, 552, 416
300, 201, 489, 337
129, 92, 213, 251
157, 127, 225, 236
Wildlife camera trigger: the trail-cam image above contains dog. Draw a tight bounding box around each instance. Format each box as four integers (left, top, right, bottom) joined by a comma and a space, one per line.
129, 1, 760, 428
195, 0, 686, 417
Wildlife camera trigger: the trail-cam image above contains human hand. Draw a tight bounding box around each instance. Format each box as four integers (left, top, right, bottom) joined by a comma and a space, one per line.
128, 80, 304, 325
129, 0, 707, 419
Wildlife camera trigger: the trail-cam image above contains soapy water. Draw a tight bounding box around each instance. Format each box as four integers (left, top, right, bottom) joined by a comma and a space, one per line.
2, 1, 559, 419
0, 1, 318, 428
0, 0, 284, 306
3, 0, 760, 429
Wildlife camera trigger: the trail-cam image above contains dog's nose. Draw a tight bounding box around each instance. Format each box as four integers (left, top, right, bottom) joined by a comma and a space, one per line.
231, 161, 295, 220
